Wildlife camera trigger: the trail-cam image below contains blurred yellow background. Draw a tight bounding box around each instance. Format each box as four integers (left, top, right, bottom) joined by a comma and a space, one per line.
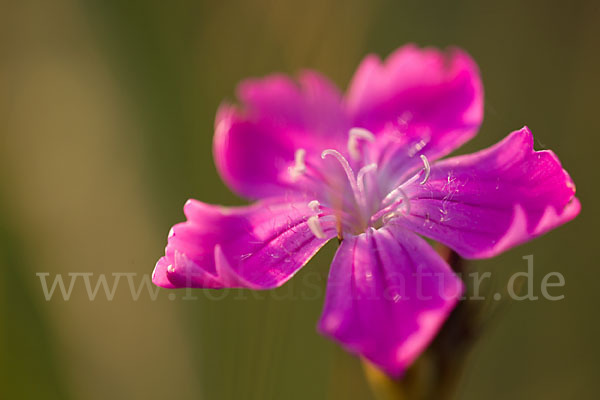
1, 0, 598, 399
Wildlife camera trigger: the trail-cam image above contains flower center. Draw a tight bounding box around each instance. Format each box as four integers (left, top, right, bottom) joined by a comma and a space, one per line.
290, 128, 431, 238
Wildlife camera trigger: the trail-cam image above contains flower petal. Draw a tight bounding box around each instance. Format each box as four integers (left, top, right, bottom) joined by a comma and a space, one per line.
213, 71, 349, 199
398, 126, 580, 258
318, 225, 463, 377
346, 45, 483, 184
153, 197, 337, 289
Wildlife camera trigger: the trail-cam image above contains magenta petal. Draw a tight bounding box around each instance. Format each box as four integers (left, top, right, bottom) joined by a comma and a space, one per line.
213, 71, 349, 199
346, 45, 483, 182
318, 225, 463, 377
152, 257, 176, 289
213, 105, 294, 199
152, 197, 337, 289
399, 127, 581, 258
238, 71, 348, 141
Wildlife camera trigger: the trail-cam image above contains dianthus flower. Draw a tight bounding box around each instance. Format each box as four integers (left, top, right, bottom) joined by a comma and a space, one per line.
153, 45, 579, 376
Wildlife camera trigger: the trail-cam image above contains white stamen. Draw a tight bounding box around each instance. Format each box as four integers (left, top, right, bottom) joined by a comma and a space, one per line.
382, 201, 410, 224
408, 139, 427, 157
398, 111, 413, 126
307, 215, 326, 239
398, 189, 411, 215
382, 213, 396, 224
289, 148, 307, 180
356, 163, 377, 205
386, 187, 411, 215
308, 200, 321, 213
322, 149, 360, 195
419, 154, 430, 185
347, 127, 375, 161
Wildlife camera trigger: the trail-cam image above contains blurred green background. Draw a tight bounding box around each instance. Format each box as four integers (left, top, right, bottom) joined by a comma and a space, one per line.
1, 0, 598, 399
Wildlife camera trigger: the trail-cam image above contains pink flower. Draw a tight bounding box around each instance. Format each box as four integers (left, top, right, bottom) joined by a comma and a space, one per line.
153, 45, 580, 376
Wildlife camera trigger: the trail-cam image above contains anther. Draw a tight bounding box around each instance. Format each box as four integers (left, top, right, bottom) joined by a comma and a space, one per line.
306, 200, 327, 239
289, 148, 307, 180
419, 154, 430, 185
348, 127, 375, 161
308, 200, 321, 213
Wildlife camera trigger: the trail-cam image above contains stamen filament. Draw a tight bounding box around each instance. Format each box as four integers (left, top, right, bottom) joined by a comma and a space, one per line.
382, 184, 407, 206
321, 149, 362, 208
307, 215, 326, 239
357, 163, 377, 208
371, 188, 411, 224
419, 154, 430, 185
348, 127, 375, 160
289, 148, 307, 180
